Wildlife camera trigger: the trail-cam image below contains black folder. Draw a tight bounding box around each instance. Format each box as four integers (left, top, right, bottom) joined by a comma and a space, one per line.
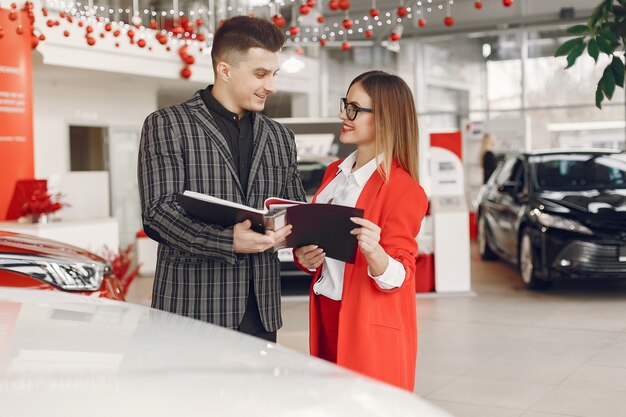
176, 192, 363, 263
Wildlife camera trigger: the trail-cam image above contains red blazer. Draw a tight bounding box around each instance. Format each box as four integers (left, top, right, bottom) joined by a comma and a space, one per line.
295, 159, 428, 391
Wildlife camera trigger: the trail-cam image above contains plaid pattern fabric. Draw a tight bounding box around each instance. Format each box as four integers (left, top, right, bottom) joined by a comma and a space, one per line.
138, 92, 306, 331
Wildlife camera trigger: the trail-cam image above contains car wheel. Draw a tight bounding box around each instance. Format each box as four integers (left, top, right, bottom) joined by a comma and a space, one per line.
478, 213, 497, 261
519, 229, 552, 290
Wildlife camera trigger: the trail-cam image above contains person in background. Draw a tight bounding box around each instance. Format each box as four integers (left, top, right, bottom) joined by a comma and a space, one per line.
137, 16, 305, 342
293, 70, 428, 392
480, 133, 498, 184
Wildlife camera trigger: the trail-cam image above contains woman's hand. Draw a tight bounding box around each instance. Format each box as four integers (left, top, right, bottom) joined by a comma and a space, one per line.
350, 217, 383, 257
294, 245, 325, 270
350, 217, 389, 276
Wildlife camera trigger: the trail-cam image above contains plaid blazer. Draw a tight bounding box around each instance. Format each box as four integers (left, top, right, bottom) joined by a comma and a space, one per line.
138, 92, 306, 331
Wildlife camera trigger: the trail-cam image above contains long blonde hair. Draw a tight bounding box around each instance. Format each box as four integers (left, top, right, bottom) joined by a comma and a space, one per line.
479, 133, 495, 167
348, 71, 419, 183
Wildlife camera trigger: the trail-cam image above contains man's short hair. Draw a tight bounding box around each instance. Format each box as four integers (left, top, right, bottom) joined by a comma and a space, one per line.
211, 16, 286, 71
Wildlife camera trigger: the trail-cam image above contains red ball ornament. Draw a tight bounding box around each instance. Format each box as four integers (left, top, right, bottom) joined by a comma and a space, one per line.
86, 36, 96, 46
149, 20, 157, 30
444, 15, 454, 26
474, 0, 483, 9
115, 42, 119, 48
364, 30, 373, 39
172, 27, 184, 36
38, 34, 45, 41
16, 24, 23, 34
78, 21, 84, 27
55, 21, 60, 26
338, 0, 350, 11
67, 16, 73, 23
31, 35, 39, 49
418, 18, 426, 27
307, 0, 315, 7
342, 19, 352, 29
197, 33, 206, 41
166, 46, 171, 51
271, 14, 286, 29
503, 0, 513, 6
180, 67, 192, 79
59, 11, 66, 18
317, 15, 325, 23
390, 32, 401, 41
370, 8, 379, 17
319, 38, 326, 46
341, 41, 350, 51
196, 18, 204, 26
397, 6, 407, 18
99, 33, 105, 38
42, 7, 48, 17
158, 35, 168, 45
299, 5, 311, 15
184, 54, 195, 65
105, 23, 112, 32
137, 39, 146, 48
289, 26, 300, 36
46, 20, 54, 28
127, 29, 135, 38
113, 30, 121, 37
86, 26, 93, 33
63, 30, 70, 37
328, 1, 340, 11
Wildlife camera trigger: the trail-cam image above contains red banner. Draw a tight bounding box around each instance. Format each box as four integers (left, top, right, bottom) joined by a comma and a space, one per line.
0, 9, 34, 220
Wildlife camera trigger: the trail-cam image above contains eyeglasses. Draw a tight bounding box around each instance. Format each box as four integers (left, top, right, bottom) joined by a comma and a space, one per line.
340, 97, 373, 121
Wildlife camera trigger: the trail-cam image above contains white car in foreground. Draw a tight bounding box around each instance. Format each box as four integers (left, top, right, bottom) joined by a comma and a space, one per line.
0, 288, 452, 417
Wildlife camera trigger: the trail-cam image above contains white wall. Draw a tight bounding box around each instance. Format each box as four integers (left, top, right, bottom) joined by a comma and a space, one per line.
32, 65, 158, 177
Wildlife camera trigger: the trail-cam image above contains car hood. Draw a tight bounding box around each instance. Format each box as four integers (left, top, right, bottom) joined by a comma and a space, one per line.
0, 288, 452, 417
0, 230, 105, 264
537, 189, 626, 217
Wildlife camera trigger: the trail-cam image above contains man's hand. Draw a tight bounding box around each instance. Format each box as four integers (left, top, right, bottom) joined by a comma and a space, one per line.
294, 245, 325, 270
233, 220, 292, 254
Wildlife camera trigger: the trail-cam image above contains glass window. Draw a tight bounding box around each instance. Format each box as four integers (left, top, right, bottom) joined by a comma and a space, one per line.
494, 157, 517, 186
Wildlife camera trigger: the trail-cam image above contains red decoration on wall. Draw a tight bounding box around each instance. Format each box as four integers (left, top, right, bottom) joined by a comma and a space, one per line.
338, 0, 351, 11
180, 66, 191, 79
342, 19, 352, 29
289, 25, 300, 36
503, 0, 513, 7
319, 38, 326, 46
299, 5, 311, 15
328, 1, 340, 11
418, 18, 426, 27
444, 15, 454, 26
474, 0, 483, 9
364, 30, 373, 39
370, 8, 379, 17
341, 41, 350, 50
397, 6, 407, 18
317, 15, 325, 23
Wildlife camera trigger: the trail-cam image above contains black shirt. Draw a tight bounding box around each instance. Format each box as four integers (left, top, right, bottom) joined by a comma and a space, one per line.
201, 86, 254, 194
483, 150, 498, 184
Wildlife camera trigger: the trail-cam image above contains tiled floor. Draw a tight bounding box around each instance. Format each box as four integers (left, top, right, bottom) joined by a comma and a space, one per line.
126, 244, 626, 417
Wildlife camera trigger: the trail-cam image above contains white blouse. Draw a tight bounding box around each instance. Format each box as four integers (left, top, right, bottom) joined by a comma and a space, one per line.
312, 152, 406, 301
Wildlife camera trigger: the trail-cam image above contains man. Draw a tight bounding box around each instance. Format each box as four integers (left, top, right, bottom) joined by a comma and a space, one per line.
138, 16, 306, 342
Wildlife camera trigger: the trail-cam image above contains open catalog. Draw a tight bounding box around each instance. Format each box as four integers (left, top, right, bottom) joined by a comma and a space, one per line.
176, 191, 364, 263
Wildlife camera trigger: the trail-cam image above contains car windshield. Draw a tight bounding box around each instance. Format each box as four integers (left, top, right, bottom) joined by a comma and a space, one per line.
531, 153, 626, 191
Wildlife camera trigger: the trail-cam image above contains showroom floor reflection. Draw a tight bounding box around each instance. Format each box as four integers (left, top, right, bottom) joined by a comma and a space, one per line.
126, 243, 626, 417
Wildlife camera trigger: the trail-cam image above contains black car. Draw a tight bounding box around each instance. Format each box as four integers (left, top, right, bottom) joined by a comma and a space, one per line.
477, 149, 626, 289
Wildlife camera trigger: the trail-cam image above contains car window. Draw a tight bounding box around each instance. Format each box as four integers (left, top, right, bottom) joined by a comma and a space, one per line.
494, 158, 517, 187
532, 153, 626, 191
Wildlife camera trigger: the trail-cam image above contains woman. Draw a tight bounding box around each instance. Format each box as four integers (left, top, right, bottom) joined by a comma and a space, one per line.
479, 133, 498, 184
293, 71, 428, 391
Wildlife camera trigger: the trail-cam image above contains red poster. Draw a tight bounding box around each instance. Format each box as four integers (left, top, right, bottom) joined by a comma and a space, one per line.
0, 9, 34, 220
